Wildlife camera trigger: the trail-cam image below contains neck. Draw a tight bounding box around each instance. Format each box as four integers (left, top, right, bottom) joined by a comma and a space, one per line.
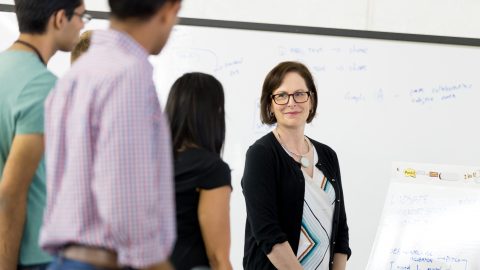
110, 19, 154, 54
10, 33, 57, 64
275, 125, 307, 153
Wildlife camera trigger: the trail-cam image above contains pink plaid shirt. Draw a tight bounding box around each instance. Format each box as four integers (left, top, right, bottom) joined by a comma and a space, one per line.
40, 29, 176, 268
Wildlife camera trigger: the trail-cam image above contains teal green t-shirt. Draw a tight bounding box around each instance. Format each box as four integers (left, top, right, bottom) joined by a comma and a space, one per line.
0, 51, 56, 265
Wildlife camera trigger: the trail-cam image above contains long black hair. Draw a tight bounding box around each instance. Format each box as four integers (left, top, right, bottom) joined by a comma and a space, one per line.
166, 72, 226, 156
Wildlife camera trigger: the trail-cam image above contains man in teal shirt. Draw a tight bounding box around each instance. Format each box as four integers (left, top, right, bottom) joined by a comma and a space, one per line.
0, 0, 86, 269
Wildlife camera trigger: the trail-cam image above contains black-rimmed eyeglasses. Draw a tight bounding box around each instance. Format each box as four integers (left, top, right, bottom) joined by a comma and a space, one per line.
74, 12, 92, 24
271, 91, 312, 105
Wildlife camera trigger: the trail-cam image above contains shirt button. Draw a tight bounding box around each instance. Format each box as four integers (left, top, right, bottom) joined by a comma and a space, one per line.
333, 241, 336, 245
337, 199, 341, 203
331, 179, 336, 182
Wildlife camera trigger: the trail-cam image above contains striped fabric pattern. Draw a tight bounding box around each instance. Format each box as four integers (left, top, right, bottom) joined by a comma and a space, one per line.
322, 178, 336, 206
40, 30, 176, 268
297, 146, 336, 270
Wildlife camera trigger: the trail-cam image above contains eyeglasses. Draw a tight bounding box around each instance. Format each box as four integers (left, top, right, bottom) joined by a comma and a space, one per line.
74, 12, 92, 24
271, 91, 312, 105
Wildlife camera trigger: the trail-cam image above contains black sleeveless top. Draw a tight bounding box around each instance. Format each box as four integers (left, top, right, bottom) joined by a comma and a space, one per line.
170, 148, 231, 270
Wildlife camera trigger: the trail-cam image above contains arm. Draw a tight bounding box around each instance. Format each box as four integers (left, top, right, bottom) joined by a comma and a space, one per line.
331, 150, 351, 258
266, 242, 303, 270
242, 145, 300, 269
198, 186, 232, 270
332, 253, 348, 270
0, 134, 44, 270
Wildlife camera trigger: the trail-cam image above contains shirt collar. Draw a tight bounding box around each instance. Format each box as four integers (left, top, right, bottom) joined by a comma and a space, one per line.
91, 29, 150, 62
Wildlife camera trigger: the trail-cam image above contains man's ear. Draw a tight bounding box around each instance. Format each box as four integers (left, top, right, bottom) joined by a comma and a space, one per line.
171, 1, 181, 17
157, 1, 181, 24
53, 9, 67, 30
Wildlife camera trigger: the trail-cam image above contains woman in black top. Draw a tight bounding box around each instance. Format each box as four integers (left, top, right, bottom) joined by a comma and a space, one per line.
166, 73, 233, 270
242, 62, 351, 270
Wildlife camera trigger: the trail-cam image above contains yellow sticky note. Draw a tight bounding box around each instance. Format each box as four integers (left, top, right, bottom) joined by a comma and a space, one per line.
404, 168, 416, 178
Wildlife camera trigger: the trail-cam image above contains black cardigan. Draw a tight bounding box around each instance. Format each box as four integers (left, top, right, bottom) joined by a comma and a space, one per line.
242, 132, 351, 269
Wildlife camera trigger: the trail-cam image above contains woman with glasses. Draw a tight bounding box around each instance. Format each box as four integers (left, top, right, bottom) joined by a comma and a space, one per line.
242, 61, 351, 270
166, 73, 233, 270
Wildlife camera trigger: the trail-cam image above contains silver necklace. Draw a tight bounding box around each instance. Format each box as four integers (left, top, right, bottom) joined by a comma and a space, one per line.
275, 129, 311, 168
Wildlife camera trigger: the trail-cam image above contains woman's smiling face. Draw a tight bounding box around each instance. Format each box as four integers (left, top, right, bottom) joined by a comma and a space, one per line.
270, 71, 312, 129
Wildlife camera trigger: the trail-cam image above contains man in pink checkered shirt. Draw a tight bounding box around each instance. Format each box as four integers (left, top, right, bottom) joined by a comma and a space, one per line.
40, 1, 181, 269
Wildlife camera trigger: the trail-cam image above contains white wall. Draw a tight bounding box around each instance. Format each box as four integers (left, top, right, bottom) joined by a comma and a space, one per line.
367, 0, 480, 38
2, 0, 480, 38
2, 0, 480, 269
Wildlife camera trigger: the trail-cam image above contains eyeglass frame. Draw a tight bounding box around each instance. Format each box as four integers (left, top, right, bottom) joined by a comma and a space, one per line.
73, 11, 92, 24
270, 91, 312, 105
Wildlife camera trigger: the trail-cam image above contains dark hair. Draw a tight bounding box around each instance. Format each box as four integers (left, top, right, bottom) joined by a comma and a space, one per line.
260, 61, 318, 125
14, 0, 82, 34
166, 72, 226, 156
109, 0, 181, 20
71, 30, 92, 63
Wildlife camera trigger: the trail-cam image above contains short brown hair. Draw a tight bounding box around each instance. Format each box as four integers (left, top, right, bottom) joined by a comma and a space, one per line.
260, 61, 318, 125
71, 30, 92, 63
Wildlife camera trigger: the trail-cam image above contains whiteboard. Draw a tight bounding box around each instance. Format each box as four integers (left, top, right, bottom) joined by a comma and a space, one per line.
2, 11, 480, 269
367, 163, 480, 270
